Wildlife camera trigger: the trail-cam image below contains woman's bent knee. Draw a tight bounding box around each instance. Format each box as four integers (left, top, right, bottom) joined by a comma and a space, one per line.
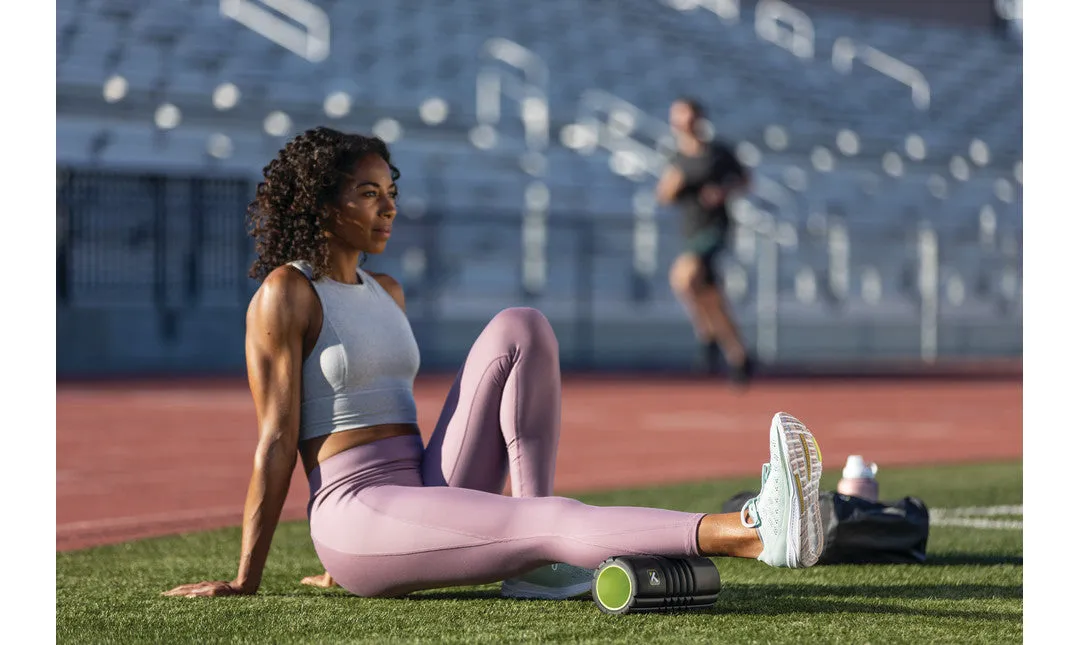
488, 307, 558, 355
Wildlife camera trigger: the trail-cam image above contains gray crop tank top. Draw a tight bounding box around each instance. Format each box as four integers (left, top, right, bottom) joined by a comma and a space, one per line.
288, 260, 420, 441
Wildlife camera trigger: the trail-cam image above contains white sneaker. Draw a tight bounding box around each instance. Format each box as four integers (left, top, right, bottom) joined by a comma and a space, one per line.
500, 563, 595, 600
741, 412, 824, 568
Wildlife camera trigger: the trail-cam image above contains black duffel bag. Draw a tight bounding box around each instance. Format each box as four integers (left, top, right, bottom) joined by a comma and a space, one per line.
722, 490, 930, 565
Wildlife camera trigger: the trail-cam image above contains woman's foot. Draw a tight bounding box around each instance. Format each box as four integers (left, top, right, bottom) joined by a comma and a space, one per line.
501, 563, 595, 600
740, 412, 824, 568
300, 571, 337, 588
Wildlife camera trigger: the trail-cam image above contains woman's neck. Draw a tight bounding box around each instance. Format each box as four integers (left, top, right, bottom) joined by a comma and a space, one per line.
324, 242, 364, 284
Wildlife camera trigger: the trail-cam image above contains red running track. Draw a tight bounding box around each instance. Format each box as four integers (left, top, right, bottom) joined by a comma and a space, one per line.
56, 376, 1022, 551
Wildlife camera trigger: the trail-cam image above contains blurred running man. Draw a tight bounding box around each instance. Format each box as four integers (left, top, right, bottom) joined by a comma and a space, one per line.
656, 97, 754, 382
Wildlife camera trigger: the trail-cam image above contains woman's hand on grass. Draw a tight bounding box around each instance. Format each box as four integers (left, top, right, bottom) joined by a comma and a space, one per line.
162, 580, 253, 597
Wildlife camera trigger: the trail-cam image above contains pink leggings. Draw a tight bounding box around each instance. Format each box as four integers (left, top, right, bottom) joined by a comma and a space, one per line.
307, 307, 706, 597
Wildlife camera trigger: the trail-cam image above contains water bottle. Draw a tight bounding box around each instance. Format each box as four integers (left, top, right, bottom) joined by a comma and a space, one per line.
837, 455, 879, 502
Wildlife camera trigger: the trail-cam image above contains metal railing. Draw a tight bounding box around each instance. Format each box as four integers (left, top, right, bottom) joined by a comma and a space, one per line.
56, 167, 1022, 375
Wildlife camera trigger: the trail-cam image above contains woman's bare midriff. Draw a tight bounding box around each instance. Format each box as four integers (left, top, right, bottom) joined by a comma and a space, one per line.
299, 423, 421, 475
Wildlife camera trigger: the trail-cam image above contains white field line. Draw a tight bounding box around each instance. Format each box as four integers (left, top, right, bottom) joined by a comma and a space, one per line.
930, 505, 1023, 530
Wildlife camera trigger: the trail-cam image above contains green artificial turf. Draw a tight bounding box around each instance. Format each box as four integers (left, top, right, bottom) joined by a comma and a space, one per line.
57, 461, 1022, 644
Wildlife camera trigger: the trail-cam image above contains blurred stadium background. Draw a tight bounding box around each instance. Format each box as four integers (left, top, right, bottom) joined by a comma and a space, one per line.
55, 0, 1023, 377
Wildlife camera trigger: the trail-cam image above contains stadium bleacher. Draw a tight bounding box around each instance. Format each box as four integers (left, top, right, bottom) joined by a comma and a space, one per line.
55, 0, 1022, 358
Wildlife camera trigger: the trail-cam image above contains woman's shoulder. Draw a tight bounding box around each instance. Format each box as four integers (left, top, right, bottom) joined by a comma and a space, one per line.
364, 271, 406, 312
247, 265, 319, 322
262, 263, 317, 294
365, 270, 400, 289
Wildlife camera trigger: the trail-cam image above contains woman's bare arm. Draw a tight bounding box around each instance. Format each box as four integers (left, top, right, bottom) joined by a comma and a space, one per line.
164, 268, 312, 597
234, 269, 311, 591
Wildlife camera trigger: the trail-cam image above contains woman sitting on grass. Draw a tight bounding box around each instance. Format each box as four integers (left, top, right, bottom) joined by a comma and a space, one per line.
163, 127, 825, 599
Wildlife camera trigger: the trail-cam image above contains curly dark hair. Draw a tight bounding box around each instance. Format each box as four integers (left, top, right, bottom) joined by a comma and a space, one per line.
246, 126, 400, 281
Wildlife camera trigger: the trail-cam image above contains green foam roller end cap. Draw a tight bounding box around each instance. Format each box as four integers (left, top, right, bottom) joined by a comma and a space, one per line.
595, 564, 632, 612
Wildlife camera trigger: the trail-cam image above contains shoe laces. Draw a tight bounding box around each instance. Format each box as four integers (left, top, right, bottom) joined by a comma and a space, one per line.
740, 463, 771, 529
